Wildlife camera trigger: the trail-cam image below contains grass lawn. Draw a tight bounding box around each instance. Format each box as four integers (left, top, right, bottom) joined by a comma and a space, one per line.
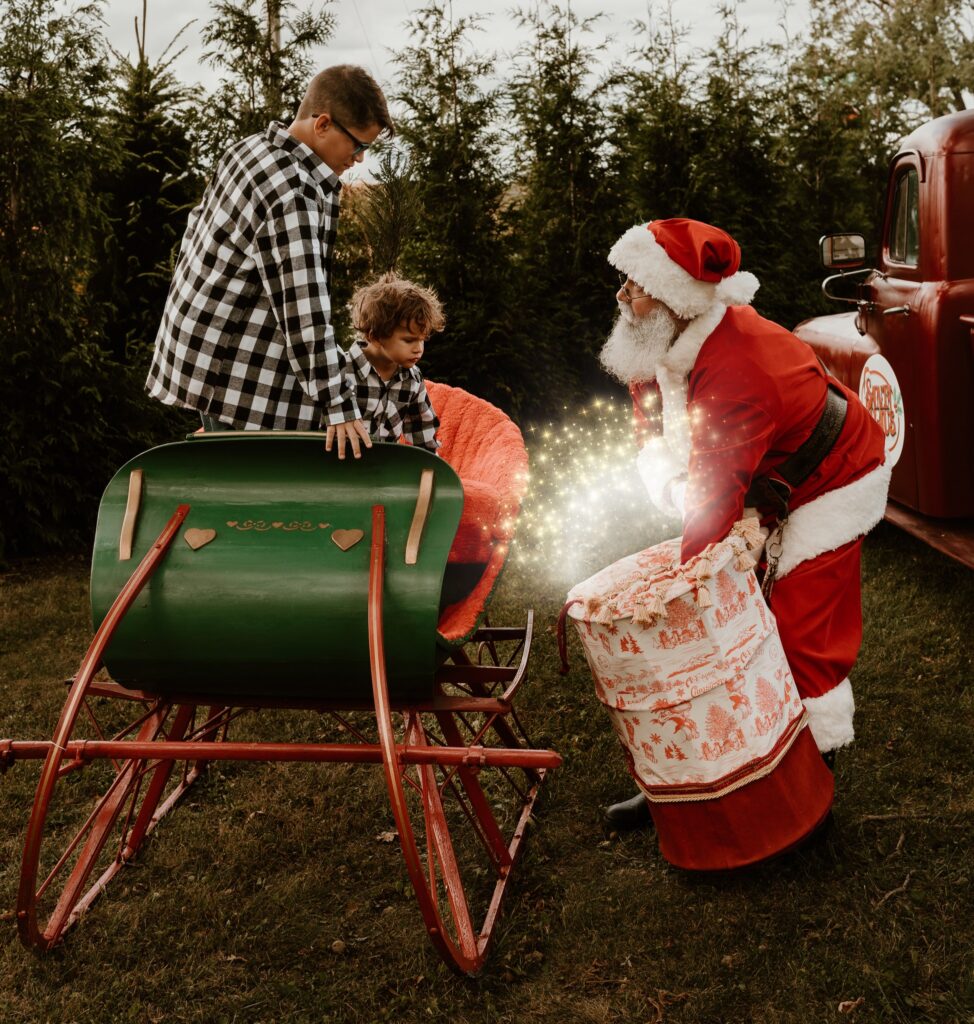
1, 522, 972, 1024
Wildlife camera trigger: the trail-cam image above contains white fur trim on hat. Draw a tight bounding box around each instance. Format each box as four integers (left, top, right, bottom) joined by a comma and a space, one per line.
609, 224, 760, 319
716, 271, 760, 307
776, 461, 893, 578
803, 678, 855, 752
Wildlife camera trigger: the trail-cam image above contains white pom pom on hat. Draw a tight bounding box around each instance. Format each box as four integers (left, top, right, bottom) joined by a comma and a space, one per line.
609, 217, 760, 319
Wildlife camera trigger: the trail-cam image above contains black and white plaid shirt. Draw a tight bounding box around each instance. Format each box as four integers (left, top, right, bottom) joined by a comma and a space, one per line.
146, 122, 359, 429
345, 341, 440, 453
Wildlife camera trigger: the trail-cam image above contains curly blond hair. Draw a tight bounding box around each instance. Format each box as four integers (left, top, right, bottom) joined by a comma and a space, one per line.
350, 273, 446, 340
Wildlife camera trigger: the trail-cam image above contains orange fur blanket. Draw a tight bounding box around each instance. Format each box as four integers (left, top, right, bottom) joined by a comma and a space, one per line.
425, 381, 528, 642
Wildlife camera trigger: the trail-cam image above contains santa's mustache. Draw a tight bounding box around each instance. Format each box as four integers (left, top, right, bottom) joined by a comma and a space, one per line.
599, 305, 679, 385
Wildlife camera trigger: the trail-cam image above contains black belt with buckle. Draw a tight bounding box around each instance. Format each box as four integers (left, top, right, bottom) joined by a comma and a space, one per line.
745, 384, 848, 518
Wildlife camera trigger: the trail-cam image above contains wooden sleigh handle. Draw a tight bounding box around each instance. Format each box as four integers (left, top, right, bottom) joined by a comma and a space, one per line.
118, 469, 144, 561
404, 468, 435, 565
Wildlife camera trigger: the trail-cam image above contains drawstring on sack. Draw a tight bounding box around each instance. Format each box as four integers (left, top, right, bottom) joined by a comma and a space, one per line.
556, 599, 582, 674
761, 517, 787, 601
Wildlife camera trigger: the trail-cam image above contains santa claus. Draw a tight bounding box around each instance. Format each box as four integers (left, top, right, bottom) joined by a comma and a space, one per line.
600, 218, 891, 829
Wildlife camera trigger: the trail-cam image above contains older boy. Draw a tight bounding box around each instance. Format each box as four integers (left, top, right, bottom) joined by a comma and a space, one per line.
344, 273, 445, 453
146, 65, 394, 458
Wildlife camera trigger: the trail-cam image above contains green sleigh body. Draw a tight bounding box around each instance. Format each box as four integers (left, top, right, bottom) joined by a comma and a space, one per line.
91, 435, 463, 701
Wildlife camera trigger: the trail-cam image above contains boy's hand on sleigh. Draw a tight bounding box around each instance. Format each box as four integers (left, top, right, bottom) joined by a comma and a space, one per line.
326, 419, 373, 459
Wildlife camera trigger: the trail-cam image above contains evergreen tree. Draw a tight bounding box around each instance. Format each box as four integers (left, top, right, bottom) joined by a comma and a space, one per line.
329, 149, 421, 346
607, 2, 894, 327
767, 0, 909, 323
692, 7, 793, 324
506, 2, 617, 414
0, 0, 140, 556
196, 0, 336, 167
0, 0, 113, 552
91, 2, 204, 364
606, 9, 703, 227
392, 4, 519, 411
807, 0, 973, 121
347, 148, 421, 278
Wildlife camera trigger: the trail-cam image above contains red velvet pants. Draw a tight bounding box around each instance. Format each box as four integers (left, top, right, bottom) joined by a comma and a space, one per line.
769, 537, 864, 702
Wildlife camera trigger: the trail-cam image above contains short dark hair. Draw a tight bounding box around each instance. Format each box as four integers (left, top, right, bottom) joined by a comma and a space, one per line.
298, 65, 394, 138
351, 273, 445, 340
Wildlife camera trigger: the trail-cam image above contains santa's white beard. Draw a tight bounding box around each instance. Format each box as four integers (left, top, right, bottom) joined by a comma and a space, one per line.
598, 305, 680, 385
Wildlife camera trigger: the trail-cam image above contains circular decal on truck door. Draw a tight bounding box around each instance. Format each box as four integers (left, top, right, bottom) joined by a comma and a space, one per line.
858, 354, 905, 467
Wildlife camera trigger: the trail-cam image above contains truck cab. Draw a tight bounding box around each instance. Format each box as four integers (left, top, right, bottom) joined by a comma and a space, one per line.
794, 109, 974, 566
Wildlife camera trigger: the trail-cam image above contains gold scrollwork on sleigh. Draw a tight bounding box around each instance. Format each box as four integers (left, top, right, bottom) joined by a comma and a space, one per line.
225, 520, 331, 532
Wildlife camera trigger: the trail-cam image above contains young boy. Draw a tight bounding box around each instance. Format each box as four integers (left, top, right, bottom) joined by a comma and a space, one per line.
342, 273, 445, 454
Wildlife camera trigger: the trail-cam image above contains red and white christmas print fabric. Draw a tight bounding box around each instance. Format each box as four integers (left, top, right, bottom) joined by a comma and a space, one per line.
567, 526, 806, 793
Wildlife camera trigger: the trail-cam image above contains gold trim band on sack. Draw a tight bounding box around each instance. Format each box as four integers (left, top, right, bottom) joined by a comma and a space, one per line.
642, 711, 808, 804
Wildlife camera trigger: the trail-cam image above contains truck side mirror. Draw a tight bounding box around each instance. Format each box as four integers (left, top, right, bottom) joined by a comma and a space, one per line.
820, 233, 866, 269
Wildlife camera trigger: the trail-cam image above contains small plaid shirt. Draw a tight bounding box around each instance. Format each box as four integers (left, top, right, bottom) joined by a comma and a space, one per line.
146, 121, 359, 429
345, 341, 440, 453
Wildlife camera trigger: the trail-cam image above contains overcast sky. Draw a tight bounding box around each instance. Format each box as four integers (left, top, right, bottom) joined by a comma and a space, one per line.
101, 0, 813, 97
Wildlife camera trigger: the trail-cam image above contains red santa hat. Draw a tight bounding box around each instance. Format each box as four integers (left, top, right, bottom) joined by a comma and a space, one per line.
609, 218, 760, 319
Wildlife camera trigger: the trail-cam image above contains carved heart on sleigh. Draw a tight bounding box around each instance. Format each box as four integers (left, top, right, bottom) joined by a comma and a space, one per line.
331, 528, 364, 552
184, 528, 217, 551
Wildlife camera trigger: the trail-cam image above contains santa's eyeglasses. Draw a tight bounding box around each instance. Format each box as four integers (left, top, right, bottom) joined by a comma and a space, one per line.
617, 272, 649, 302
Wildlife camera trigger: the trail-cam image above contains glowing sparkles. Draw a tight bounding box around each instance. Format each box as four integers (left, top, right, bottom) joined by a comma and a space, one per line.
515, 397, 676, 585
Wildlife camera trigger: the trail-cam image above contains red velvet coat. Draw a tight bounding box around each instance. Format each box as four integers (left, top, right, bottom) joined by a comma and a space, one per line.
628, 304, 891, 751
630, 305, 887, 563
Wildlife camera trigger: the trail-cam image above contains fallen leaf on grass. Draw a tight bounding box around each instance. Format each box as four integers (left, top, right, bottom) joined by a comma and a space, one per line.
376, 831, 397, 843
838, 996, 865, 1013
218, 953, 247, 964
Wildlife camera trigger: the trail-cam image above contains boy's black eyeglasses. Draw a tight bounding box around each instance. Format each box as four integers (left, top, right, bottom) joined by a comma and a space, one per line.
314, 113, 371, 156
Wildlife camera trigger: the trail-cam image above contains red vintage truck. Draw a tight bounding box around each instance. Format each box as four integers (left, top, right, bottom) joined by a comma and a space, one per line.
794, 108, 974, 568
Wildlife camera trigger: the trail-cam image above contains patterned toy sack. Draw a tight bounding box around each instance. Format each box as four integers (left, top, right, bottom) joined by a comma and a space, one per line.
561, 519, 834, 870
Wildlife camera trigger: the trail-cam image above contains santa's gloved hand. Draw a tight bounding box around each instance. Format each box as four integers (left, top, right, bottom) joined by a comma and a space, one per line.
668, 477, 688, 517
636, 440, 685, 518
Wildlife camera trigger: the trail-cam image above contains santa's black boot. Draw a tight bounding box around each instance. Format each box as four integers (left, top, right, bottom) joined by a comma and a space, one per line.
604, 792, 653, 830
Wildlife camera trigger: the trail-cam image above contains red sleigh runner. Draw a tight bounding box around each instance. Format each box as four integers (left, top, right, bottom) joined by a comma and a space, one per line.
1, 384, 559, 976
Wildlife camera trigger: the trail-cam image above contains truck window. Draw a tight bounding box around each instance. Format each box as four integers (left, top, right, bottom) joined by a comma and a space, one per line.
888, 167, 920, 266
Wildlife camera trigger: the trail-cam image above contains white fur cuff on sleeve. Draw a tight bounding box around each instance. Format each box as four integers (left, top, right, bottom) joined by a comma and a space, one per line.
637, 441, 683, 516
803, 678, 855, 753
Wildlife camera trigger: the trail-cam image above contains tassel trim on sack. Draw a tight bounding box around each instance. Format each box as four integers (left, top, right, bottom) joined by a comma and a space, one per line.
559, 515, 768, 675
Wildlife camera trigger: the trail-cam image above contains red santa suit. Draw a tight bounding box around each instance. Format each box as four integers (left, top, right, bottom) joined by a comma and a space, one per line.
609, 220, 891, 753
